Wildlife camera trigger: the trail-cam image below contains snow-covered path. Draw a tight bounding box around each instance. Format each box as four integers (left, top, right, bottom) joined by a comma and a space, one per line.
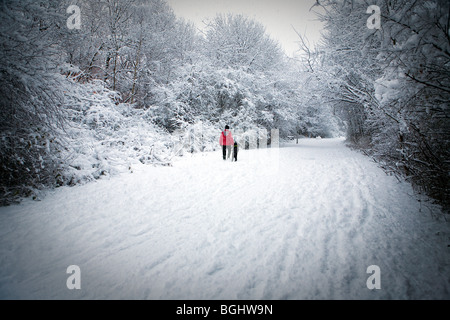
0, 138, 449, 299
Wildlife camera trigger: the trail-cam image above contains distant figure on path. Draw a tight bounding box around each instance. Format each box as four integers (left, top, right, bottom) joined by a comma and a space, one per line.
219, 125, 234, 160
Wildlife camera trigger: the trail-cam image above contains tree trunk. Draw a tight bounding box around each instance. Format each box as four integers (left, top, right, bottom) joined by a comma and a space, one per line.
131, 35, 143, 105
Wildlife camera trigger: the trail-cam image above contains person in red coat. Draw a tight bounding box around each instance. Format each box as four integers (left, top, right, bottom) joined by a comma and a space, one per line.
219, 125, 234, 160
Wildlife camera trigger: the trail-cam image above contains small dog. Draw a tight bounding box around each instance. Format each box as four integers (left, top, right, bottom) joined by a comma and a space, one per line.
232, 142, 238, 162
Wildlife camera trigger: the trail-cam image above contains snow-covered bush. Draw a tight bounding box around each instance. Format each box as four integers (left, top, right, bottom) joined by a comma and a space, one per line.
61, 78, 174, 186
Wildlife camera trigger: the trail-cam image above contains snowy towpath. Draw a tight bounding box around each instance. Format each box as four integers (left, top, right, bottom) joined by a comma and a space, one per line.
0, 138, 449, 299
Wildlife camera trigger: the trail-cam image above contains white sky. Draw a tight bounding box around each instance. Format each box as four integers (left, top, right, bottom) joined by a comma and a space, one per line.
166, 0, 325, 57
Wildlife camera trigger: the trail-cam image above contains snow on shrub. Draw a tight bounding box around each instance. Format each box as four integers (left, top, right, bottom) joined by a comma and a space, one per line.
61, 79, 174, 186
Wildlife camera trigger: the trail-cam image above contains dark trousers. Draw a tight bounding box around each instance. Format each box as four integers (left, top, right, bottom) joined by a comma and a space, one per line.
222, 145, 231, 159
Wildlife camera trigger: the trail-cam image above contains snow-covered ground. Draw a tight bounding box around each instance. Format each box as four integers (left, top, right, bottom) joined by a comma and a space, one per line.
0, 138, 449, 299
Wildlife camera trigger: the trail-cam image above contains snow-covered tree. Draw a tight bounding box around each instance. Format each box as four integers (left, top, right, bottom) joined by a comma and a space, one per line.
204, 13, 284, 74
373, 0, 450, 207
0, 0, 70, 204
309, 0, 450, 209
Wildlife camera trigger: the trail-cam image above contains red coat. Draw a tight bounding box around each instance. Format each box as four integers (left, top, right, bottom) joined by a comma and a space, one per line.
219, 130, 234, 146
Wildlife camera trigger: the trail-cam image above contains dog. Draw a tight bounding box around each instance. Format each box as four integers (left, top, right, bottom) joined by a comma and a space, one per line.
232, 142, 238, 162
